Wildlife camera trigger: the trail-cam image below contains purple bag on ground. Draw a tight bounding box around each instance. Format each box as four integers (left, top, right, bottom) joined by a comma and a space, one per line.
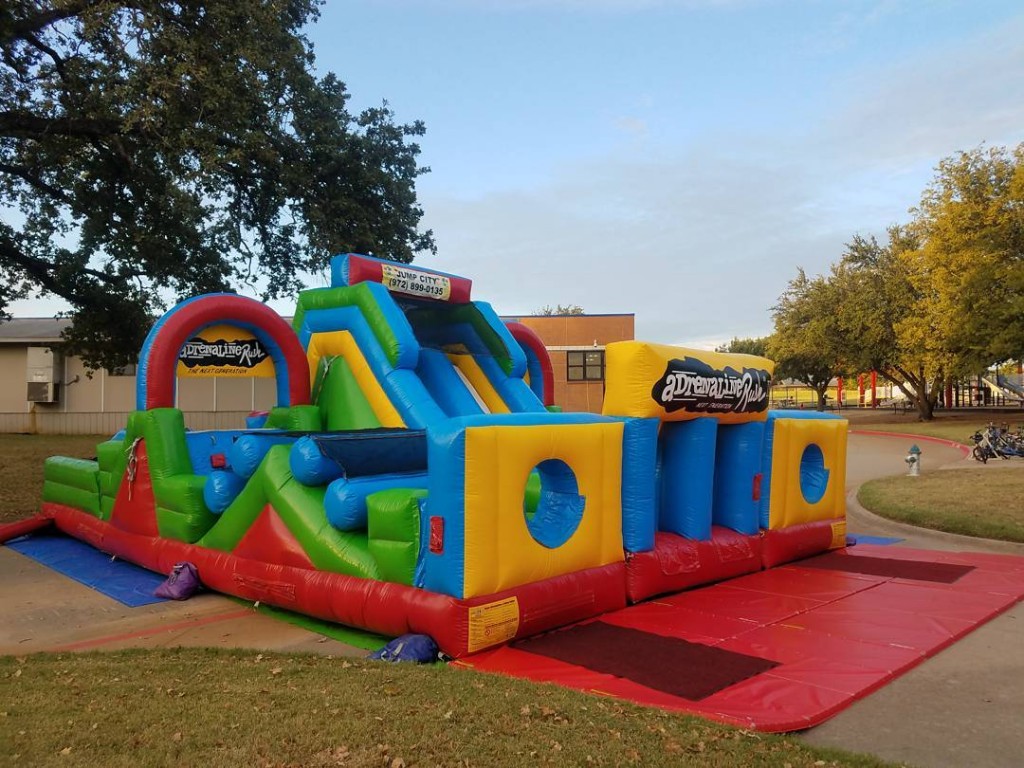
155, 562, 202, 600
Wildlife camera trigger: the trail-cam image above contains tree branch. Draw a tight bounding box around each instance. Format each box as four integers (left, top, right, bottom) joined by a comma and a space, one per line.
1, 0, 109, 45
0, 110, 122, 139
0, 162, 73, 205
0, 233, 136, 304
22, 31, 70, 82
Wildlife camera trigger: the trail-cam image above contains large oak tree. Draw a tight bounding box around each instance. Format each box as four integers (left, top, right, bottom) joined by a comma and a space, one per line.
1, 1, 434, 369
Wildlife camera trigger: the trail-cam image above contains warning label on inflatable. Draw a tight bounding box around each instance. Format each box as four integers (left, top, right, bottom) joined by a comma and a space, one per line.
380, 263, 452, 302
467, 596, 520, 652
829, 519, 847, 549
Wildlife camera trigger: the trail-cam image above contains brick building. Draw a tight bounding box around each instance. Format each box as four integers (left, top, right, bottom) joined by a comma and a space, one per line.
500, 314, 635, 413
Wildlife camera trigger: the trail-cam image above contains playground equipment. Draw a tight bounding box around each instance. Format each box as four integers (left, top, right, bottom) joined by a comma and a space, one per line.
32, 253, 847, 657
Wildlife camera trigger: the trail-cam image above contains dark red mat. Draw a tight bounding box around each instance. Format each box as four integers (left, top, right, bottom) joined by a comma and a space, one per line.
460, 545, 1024, 732
798, 552, 974, 583
515, 621, 778, 700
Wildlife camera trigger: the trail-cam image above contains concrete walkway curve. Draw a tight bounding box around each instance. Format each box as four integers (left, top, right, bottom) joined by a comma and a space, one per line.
801, 432, 1024, 768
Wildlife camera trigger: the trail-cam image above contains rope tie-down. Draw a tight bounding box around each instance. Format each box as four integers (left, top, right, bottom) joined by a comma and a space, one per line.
125, 437, 143, 500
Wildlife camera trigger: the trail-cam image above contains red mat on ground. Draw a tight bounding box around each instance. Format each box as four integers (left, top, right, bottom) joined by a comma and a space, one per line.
458, 545, 1024, 732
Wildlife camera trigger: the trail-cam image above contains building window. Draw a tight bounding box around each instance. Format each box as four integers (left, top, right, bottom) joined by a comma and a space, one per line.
107, 364, 137, 377
567, 350, 604, 382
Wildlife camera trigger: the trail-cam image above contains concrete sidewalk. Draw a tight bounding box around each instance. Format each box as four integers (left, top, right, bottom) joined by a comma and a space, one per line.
800, 433, 1024, 768
0, 545, 366, 657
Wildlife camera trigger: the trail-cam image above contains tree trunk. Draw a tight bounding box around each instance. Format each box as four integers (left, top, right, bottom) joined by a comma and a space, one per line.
816, 387, 829, 411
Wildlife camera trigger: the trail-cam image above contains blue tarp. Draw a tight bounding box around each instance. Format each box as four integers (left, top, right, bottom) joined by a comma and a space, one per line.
7, 533, 167, 607
848, 534, 904, 546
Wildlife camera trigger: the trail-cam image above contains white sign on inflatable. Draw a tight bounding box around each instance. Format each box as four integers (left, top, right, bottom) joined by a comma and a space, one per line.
380, 263, 452, 301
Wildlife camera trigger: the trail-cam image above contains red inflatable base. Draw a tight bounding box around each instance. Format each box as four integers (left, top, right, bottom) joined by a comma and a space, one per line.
0, 513, 53, 543
626, 527, 762, 603
461, 544, 1024, 732
39, 504, 625, 658
761, 518, 844, 569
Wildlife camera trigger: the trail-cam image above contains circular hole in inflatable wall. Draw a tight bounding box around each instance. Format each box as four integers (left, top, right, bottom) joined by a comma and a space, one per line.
523, 459, 586, 549
799, 443, 829, 504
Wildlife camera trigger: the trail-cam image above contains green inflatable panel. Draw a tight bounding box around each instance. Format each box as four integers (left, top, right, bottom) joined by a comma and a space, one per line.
317, 356, 382, 431
293, 282, 409, 369
43, 456, 99, 491
42, 481, 100, 517
366, 488, 426, 586
199, 446, 379, 580
261, 405, 320, 431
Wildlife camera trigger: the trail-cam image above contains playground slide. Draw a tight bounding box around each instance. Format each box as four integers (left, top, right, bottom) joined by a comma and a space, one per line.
987, 373, 1024, 402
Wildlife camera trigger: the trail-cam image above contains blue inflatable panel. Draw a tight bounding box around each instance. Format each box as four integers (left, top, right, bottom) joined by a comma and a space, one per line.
313, 429, 427, 478
228, 433, 298, 478
617, 417, 659, 553
526, 459, 586, 548
423, 422, 468, 597
660, 418, 717, 541
203, 469, 247, 514
522, 344, 546, 403
415, 348, 484, 418
713, 421, 765, 536
185, 430, 245, 476
383, 368, 449, 428
246, 413, 269, 429
474, 301, 528, 378
290, 435, 346, 486
325, 471, 428, 531
7, 533, 167, 606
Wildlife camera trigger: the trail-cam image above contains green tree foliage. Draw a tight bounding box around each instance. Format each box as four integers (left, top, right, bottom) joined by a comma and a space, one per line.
768, 269, 844, 411
831, 226, 948, 420
1, 1, 435, 370
715, 336, 770, 357
910, 145, 1024, 370
535, 304, 585, 315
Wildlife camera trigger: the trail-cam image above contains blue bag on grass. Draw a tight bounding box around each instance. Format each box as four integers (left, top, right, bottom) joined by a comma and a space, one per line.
368, 634, 440, 663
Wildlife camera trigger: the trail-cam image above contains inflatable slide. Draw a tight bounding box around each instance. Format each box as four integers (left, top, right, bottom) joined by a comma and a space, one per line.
26, 253, 848, 658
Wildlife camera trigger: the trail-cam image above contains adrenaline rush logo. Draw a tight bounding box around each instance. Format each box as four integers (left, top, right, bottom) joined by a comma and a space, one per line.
651, 357, 771, 415
179, 338, 268, 369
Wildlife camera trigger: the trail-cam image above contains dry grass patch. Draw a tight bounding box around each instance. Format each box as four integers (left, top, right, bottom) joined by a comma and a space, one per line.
0, 434, 105, 525
858, 465, 1024, 542
0, 649, 894, 768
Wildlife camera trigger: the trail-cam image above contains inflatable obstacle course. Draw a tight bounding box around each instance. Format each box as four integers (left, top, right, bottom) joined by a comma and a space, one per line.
30, 253, 849, 658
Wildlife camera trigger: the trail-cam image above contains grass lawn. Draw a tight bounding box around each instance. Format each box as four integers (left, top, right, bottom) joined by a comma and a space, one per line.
846, 410, 1024, 542
0, 650, 892, 768
858, 464, 1024, 542
0, 434, 105, 525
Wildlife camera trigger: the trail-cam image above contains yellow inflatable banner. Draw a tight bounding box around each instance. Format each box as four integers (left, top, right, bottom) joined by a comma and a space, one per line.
176, 323, 275, 378
602, 341, 775, 423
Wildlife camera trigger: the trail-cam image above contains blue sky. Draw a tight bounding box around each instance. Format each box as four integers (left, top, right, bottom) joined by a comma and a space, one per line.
11, 0, 1024, 349
306, 0, 1024, 347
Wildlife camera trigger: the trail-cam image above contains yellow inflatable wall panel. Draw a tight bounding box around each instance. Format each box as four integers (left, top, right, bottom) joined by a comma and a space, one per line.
306, 330, 405, 427
462, 421, 624, 598
767, 418, 848, 530
602, 341, 775, 423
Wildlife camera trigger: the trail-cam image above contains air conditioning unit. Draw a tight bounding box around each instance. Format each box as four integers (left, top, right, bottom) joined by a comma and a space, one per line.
27, 381, 60, 403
